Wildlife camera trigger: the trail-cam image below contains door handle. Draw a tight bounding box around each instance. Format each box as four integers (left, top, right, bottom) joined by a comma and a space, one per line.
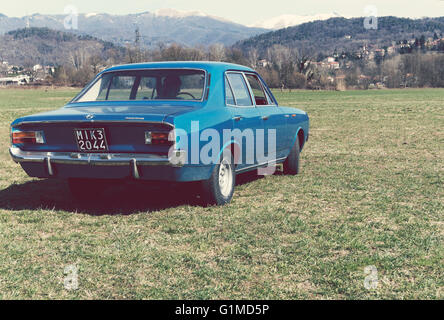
262, 116, 269, 121
233, 116, 242, 122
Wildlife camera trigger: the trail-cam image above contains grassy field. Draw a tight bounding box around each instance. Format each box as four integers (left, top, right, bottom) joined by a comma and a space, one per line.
0, 87, 442, 299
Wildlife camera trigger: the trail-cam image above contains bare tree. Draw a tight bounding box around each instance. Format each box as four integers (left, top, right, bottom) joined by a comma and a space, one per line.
293, 47, 316, 82
70, 48, 88, 71
208, 44, 226, 61
266, 45, 291, 71
89, 55, 104, 74
246, 48, 259, 68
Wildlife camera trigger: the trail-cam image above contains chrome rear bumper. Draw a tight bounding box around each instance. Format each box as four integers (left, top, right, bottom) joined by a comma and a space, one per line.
10, 147, 186, 179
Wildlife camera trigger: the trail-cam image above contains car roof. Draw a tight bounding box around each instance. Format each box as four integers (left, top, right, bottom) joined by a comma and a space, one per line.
103, 61, 255, 74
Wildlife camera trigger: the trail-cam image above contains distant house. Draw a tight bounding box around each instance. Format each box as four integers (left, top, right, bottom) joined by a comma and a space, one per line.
45, 66, 56, 75
0, 75, 30, 86
257, 59, 270, 68
328, 62, 340, 70
33, 64, 43, 72
374, 49, 385, 57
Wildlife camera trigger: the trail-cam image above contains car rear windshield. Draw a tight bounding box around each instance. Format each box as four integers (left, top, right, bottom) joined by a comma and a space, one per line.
74, 69, 206, 102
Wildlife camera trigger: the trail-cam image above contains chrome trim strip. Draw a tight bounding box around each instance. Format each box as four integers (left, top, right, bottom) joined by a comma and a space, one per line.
9, 147, 183, 167
235, 157, 287, 173
12, 120, 174, 129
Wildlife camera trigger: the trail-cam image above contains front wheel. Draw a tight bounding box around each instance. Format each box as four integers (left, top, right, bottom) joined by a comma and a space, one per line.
283, 138, 300, 175
201, 149, 236, 206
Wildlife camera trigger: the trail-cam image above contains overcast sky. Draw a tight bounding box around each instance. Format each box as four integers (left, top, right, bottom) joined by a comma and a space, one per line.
2, 0, 444, 24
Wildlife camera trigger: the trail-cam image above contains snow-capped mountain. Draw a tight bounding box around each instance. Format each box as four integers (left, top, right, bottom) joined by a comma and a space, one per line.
154, 8, 208, 18
153, 8, 233, 23
249, 13, 342, 30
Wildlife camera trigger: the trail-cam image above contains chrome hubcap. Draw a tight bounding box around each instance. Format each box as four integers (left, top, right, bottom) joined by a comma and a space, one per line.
218, 158, 233, 198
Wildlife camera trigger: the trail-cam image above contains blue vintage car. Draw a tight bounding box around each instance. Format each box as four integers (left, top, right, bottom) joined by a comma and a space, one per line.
10, 62, 309, 205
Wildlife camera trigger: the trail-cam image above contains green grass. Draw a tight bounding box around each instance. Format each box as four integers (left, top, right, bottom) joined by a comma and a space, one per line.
0, 87, 442, 299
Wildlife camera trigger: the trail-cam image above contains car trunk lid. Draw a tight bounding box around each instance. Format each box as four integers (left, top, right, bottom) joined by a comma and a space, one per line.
13, 103, 196, 154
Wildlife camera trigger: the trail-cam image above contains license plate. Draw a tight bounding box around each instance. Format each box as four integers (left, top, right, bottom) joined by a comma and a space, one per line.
74, 128, 109, 152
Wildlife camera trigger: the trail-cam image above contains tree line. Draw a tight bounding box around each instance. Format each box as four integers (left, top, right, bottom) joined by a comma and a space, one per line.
49, 43, 329, 89
44, 40, 444, 90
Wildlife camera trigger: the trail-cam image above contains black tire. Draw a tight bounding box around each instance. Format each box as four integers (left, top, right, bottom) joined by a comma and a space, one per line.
283, 138, 300, 175
201, 149, 236, 206
68, 178, 107, 202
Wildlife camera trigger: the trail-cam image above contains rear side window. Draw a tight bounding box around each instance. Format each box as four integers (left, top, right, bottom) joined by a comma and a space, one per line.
226, 73, 253, 107
245, 74, 269, 106
225, 77, 236, 105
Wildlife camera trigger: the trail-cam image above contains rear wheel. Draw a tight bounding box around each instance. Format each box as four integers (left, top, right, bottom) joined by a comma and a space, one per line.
283, 138, 300, 175
201, 149, 236, 206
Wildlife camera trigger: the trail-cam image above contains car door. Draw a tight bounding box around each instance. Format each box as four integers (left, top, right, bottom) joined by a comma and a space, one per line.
225, 72, 263, 169
243, 73, 287, 160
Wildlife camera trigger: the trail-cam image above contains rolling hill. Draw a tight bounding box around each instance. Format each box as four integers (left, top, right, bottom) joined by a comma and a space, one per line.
0, 28, 122, 67
0, 10, 267, 47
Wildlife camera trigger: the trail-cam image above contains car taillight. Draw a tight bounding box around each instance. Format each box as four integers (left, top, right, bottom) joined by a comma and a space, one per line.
145, 131, 174, 146
12, 131, 45, 144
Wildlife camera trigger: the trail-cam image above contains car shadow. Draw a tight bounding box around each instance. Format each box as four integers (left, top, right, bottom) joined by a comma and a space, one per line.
235, 167, 283, 186
0, 172, 268, 215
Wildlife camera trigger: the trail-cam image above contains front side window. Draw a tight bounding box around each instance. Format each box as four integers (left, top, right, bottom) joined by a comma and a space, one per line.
74, 69, 206, 102
245, 74, 270, 106
226, 73, 253, 107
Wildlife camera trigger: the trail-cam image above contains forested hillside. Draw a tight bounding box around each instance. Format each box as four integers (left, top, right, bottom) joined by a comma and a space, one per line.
236, 16, 444, 56
0, 28, 122, 67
